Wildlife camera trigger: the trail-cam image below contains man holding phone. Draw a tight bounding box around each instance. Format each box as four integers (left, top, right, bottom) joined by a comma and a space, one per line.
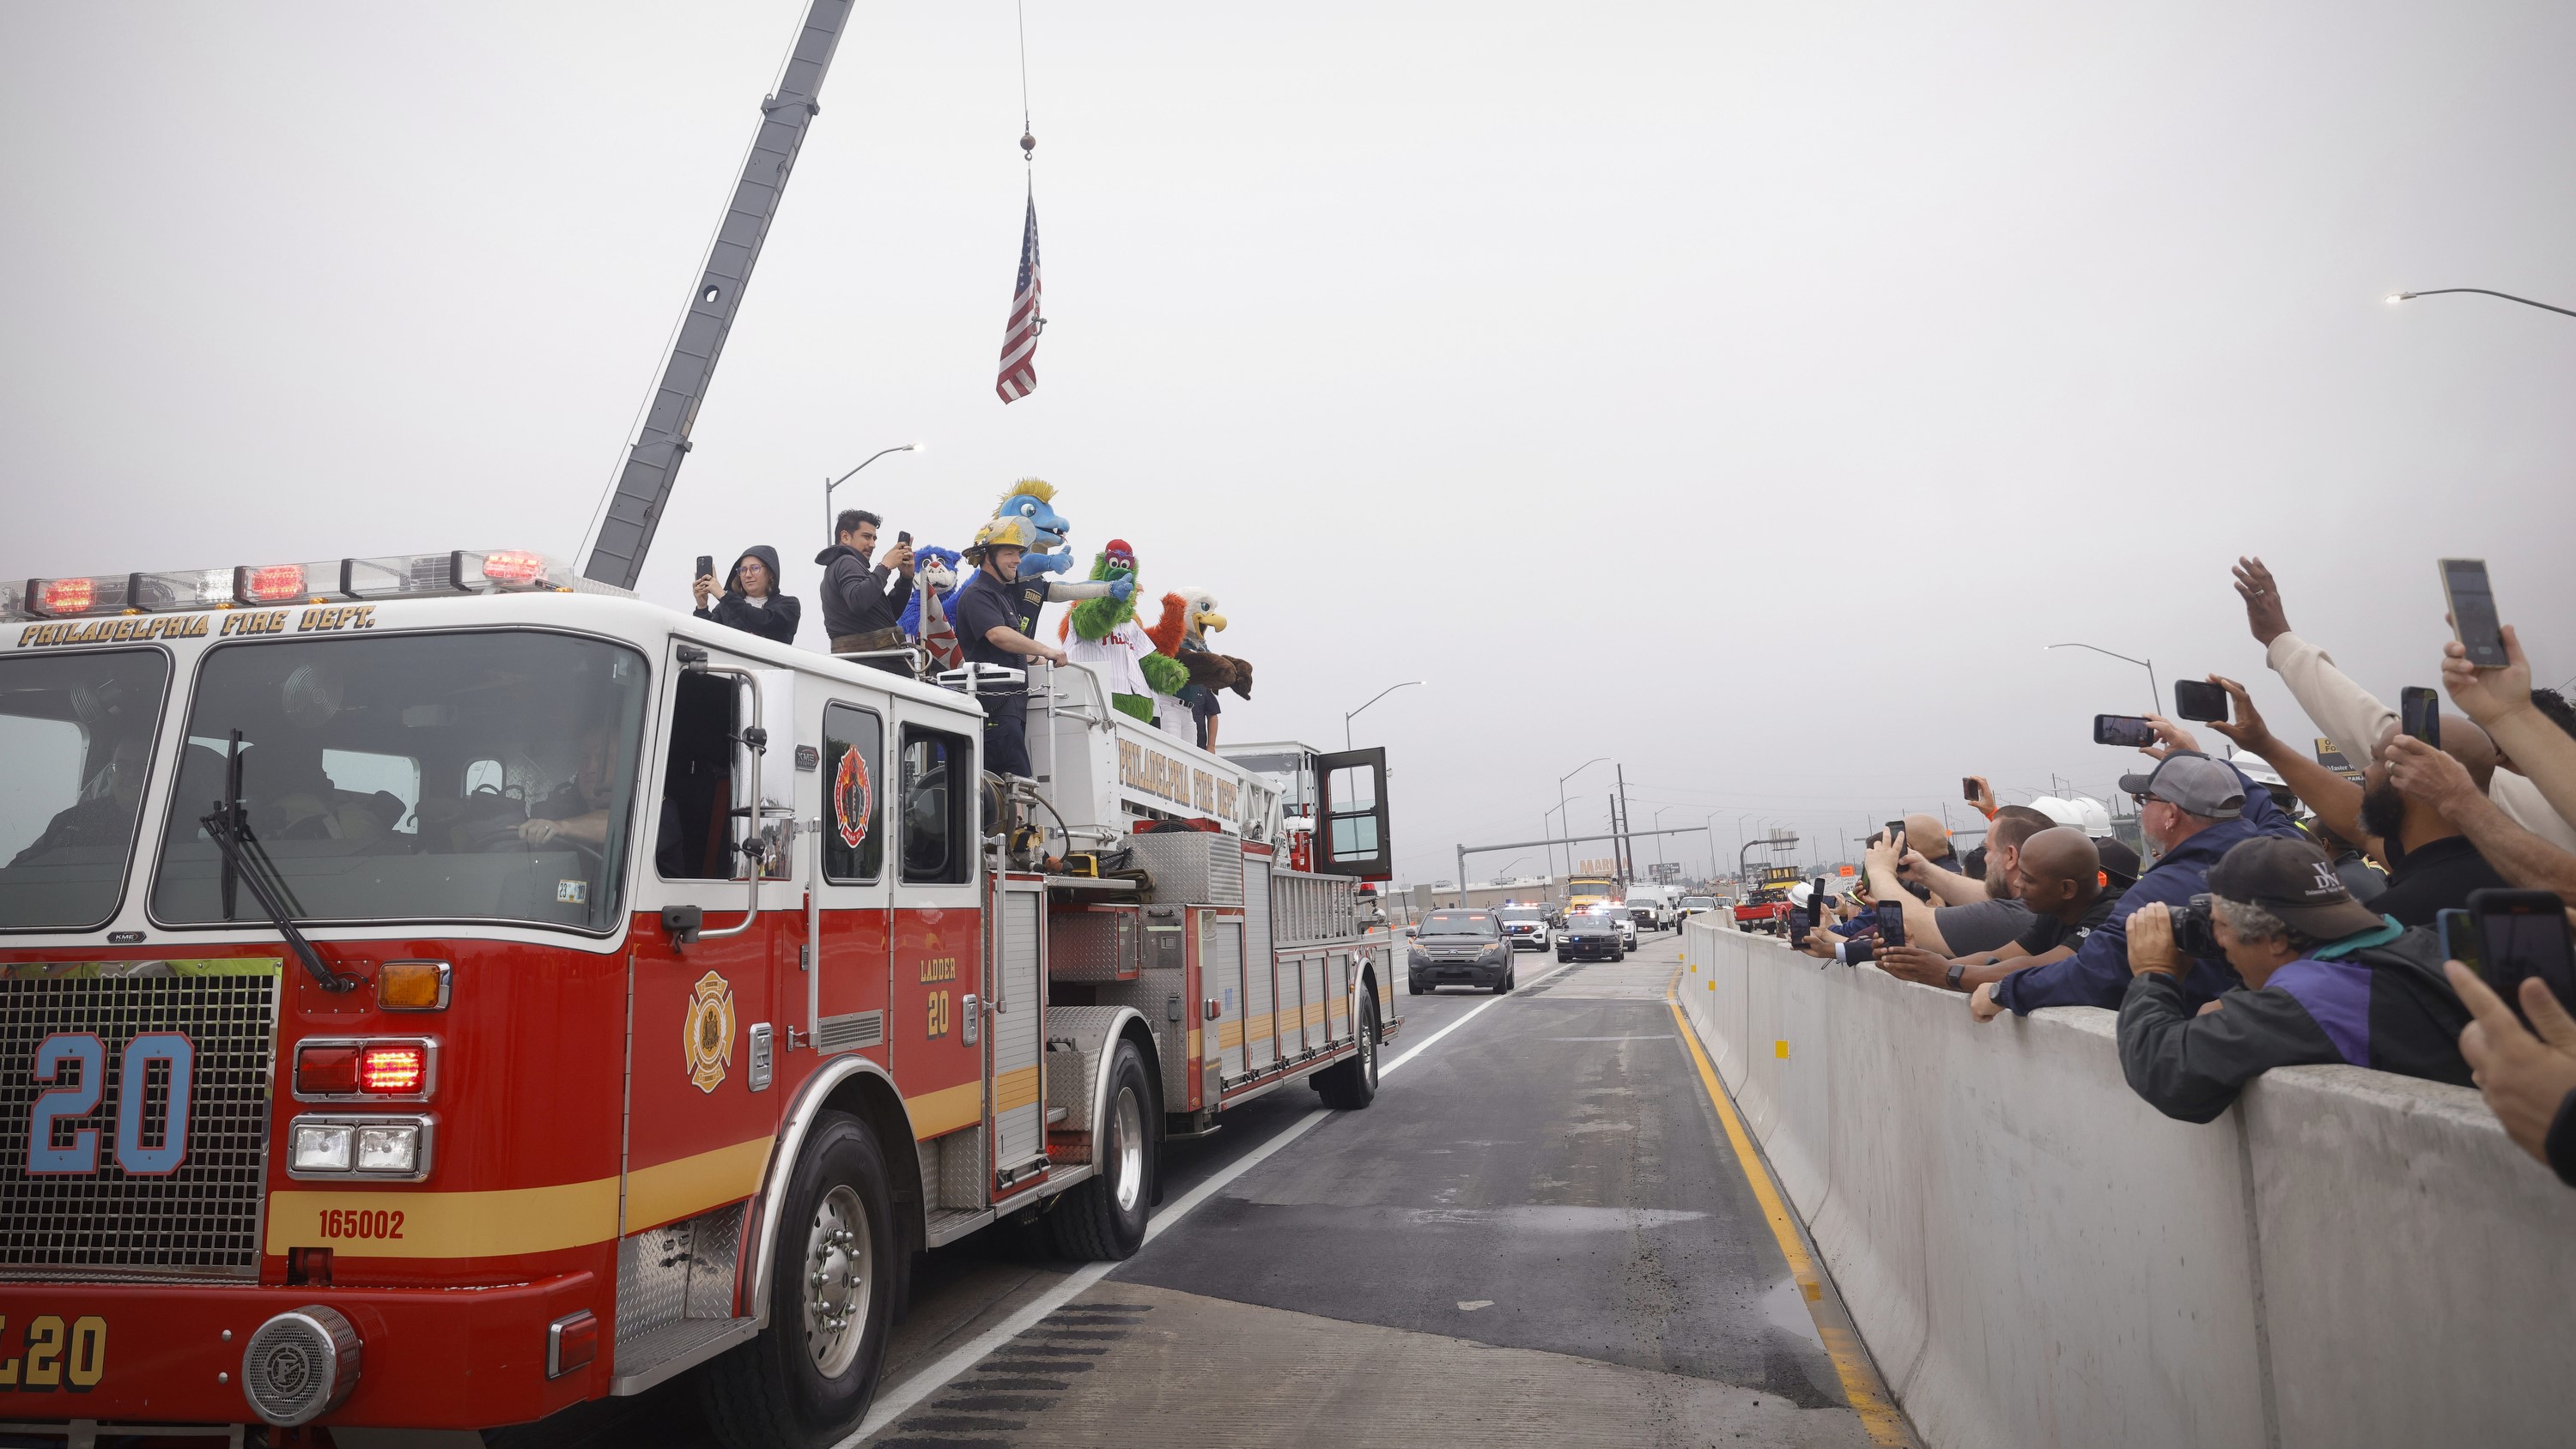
2196, 674, 2507, 928
2234, 555, 2576, 855
815, 508, 916, 675
1975, 743, 2304, 1022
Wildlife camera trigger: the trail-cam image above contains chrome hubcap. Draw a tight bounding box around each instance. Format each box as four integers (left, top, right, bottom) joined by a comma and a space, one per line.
801, 1184, 872, 1376
1112, 1086, 1145, 1214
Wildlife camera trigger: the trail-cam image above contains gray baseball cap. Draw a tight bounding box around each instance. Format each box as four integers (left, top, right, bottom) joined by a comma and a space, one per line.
2116, 752, 2245, 820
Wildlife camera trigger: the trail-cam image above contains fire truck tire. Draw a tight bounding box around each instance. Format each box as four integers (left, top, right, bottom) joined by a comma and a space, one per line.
700, 1112, 896, 1449
1049, 1043, 1154, 1260
1315, 994, 1379, 1110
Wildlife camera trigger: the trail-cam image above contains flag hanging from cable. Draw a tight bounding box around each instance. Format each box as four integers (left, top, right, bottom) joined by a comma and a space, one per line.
995, 189, 1042, 403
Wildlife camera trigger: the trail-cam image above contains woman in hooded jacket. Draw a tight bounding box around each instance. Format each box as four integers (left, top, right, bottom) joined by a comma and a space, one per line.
690, 545, 801, 646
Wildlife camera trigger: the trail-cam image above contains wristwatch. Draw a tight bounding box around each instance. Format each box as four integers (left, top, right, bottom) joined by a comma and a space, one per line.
1946, 961, 1965, 991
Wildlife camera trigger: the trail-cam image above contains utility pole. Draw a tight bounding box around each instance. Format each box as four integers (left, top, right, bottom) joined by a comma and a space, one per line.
1615, 764, 1635, 885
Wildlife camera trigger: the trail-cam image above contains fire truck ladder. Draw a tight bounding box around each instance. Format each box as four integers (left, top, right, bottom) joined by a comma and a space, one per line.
581, 0, 853, 590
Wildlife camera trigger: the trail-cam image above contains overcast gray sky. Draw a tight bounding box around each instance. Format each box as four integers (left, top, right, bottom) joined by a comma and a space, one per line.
6, 1, 2573, 885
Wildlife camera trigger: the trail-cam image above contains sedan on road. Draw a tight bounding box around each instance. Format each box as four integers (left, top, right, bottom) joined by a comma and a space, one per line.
1408, 909, 1516, 994
1558, 913, 1625, 962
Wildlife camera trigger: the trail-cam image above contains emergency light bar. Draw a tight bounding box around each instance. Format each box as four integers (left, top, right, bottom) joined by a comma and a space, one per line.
9, 549, 571, 621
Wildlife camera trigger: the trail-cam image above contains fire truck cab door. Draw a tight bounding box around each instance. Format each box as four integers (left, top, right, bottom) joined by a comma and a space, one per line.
812, 695, 895, 1067
626, 648, 800, 1240
1310, 746, 1392, 881
886, 708, 986, 1153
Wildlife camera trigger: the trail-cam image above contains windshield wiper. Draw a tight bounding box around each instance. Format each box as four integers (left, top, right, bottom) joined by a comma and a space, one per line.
202, 730, 360, 993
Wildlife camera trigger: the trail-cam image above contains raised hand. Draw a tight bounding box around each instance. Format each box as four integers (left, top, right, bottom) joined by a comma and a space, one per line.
2233, 556, 2291, 647
2444, 959, 2576, 1166
2139, 713, 2202, 763
2441, 622, 2535, 728
2203, 676, 2274, 754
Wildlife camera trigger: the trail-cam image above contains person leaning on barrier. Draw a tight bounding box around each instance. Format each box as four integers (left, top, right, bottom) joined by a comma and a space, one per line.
692, 545, 800, 646
2443, 958, 2576, 1188
2116, 836, 2472, 1123
1880, 828, 2122, 995
1972, 731, 2305, 1022
1899, 804, 2053, 955
814, 509, 914, 674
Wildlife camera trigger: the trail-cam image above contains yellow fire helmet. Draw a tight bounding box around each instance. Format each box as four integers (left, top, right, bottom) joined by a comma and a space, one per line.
962, 516, 1035, 561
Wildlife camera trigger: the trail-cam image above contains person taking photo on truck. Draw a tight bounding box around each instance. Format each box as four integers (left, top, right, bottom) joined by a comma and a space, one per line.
814, 508, 915, 673
2115, 836, 2470, 1123
691, 545, 800, 646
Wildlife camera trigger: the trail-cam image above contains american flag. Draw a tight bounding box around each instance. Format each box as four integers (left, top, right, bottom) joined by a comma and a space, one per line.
995, 193, 1042, 403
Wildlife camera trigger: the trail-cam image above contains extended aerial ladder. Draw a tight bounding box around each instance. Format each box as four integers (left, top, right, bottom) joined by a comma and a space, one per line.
582, 0, 852, 590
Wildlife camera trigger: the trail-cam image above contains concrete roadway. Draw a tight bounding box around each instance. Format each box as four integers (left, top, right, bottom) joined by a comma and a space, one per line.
520, 931, 1908, 1449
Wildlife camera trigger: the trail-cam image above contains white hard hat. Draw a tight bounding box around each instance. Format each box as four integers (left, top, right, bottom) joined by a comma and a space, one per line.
2028, 796, 2086, 828
1788, 881, 1815, 905
2069, 796, 2113, 836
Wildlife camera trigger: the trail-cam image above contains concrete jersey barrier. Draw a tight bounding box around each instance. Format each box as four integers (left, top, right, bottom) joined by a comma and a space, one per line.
1676, 917, 2576, 1449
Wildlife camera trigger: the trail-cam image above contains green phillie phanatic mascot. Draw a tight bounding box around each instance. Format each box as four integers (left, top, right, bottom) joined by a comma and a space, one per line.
1057, 538, 1188, 722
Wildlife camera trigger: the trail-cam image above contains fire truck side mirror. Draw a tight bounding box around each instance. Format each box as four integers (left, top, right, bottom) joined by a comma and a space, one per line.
661, 904, 704, 945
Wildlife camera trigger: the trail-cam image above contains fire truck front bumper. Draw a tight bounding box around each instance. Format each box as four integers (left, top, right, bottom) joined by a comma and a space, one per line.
0, 1270, 601, 1435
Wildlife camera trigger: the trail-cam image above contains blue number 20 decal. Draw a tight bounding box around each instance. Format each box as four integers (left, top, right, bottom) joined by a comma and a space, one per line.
27, 1035, 105, 1174
25, 1031, 195, 1176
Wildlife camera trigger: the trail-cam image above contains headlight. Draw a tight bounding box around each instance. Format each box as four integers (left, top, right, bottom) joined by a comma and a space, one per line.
293, 1123, 353, 1173
357, 1124, 422, 1174
1409, 948, 1431, 967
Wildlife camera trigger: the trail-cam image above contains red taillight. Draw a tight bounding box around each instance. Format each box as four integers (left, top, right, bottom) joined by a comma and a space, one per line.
295, 1044, 361, 1096
549, 1311, 599, 1378
36, 577, 97, 615
234, 563, 307, 603
360, 1043, 428, 1094
479, 549, 547, 587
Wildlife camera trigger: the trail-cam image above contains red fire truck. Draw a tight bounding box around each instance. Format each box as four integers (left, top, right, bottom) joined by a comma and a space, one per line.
0, 553, 1399, 1445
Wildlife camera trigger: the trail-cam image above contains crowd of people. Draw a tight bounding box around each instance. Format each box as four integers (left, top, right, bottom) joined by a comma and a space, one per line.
1787, 556, 2576, 1191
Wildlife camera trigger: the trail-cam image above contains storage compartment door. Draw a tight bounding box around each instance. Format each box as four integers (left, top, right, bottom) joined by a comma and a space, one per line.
993, 882, 1046, 1179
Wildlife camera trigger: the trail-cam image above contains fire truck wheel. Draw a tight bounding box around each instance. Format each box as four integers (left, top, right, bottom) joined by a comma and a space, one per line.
1049, 1042, 1155, 1260
1315, 993, 1379, 1110
701, 1112, 895, 1449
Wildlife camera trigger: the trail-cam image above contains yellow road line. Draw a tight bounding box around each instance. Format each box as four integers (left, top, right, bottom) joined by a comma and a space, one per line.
1665, 981, 1911, 1446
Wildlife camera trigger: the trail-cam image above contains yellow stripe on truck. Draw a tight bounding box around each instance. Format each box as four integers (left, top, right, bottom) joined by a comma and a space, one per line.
994, 1065, 1041, 1114
625, 1137, 772, 1234
267, 1178, 619, 1258
908, 1079, 984, 1138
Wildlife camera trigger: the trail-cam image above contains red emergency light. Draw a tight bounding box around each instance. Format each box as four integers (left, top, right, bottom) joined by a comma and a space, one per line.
234, 564, 309, 604
295, 1039, 435, 1098
37, 577, 96, 615
477, 549, 549, 588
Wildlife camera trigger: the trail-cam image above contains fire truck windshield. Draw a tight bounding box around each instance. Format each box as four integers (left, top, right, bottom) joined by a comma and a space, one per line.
0, 649, 172, 930
149, 630, 650, 934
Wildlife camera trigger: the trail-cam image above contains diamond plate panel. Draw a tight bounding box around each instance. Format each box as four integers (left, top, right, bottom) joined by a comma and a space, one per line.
616, 1200, 747, 1353
0, 970, 279, 1280
1129, 833, 1243, 906
1048, 908, 1139, 982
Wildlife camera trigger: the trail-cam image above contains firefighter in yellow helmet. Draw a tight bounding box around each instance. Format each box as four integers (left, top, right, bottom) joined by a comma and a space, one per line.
951, 518, 1133, 778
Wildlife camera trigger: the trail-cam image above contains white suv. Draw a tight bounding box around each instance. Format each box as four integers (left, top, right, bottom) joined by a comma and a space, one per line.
1497, 906, 1552, 952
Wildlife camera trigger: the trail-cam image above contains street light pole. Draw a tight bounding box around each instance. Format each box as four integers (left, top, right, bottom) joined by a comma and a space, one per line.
1344, 680, 1424, 751
823, 442, 926, 542
2388, 288, 2576, 320
1557, 756, 1611, 888
2046, 641, 2160, 715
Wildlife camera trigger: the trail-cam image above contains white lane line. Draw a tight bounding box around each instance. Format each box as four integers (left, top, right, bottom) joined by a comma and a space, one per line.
840, 962, 1552, 1443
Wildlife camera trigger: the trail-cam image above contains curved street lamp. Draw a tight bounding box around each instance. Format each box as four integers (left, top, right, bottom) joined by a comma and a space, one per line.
1344, 680, 1425, 751
823, 441, 925, 540
1557, 756, 1612, 886
2047, 641, 2160, 715
2388, 288, 2576, 321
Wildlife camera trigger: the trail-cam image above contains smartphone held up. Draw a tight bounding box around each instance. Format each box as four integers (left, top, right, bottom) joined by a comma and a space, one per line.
2093, 713, 2159, 749
2172, 679, 2230, 724
2439, 558, 2507, 670
2400, 687, 2441, 749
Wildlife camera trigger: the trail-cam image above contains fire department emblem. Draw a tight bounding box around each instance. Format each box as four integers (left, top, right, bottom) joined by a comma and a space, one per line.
683, 971, 736, 1094
834, 745, 872, 850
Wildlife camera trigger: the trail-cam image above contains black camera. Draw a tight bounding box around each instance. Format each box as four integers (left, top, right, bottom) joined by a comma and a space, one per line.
2167, 893, 2223, 960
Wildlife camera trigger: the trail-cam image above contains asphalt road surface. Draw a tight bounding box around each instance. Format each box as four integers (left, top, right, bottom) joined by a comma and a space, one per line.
519, 929, 1908, 1449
